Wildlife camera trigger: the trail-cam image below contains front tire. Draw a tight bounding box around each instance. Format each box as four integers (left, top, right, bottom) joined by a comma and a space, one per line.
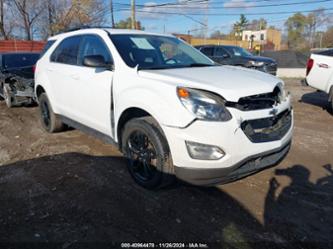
121, 117, 175, 189
38, 93, 64, 133
329, 86, 333, 114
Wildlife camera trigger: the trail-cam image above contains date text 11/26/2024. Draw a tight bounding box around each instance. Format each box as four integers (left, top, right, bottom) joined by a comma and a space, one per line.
121, 242, 209, 248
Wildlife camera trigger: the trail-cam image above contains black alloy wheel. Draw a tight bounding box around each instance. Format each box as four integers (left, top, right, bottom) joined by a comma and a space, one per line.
40, 100, 51, 129
122, 117, 175, 189
126, 130, 158, 182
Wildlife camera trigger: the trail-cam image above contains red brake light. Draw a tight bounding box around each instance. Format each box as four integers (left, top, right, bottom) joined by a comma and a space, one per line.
32, 65, 36, 73
306, 58, 314, 76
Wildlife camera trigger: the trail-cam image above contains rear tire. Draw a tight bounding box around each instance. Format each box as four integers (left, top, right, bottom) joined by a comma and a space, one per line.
121, 117, 175, 189
0, 82, 4, 101
38, 93, 64, 133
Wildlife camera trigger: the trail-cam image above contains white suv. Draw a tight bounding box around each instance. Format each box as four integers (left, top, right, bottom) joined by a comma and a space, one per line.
35, 28, 293, 189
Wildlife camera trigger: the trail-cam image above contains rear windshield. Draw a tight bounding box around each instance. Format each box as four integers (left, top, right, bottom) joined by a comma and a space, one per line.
2, 53, 40, 69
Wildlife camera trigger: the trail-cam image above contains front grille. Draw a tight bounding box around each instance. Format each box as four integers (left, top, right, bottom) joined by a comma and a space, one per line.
227, 87, 281, 111
241, 109, 292, 143
266, 62, 277, 71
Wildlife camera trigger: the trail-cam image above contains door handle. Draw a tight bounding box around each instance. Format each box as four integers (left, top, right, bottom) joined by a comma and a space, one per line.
318, 63, 330, 69
46, 68, 55, 72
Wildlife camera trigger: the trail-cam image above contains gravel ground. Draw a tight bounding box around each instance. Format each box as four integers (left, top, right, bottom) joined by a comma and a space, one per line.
0, 78, 332, 248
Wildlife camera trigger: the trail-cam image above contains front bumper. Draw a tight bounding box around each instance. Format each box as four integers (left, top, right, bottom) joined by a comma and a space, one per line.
161, 96, 293, 185
175, 141, 291, 185
247, 63, 277, 75
257, 65, 277, 76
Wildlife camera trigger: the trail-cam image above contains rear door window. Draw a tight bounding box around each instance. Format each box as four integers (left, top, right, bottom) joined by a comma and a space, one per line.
2, 53, 40, 69
50, 36, 82, 65
78, 35, 113, 66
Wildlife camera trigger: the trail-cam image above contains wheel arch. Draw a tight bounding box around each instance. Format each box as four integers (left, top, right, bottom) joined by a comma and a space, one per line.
116, 107, 164, 150
327, 80, 333, 93
35, 85, 46, 100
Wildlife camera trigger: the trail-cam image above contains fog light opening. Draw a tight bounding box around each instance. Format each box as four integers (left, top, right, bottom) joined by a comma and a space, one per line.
186, 141, 225, 160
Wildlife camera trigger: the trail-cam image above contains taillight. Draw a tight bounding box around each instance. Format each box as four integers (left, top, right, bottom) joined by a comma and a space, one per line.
32, 65, 36, 74
306, 58, 314, 76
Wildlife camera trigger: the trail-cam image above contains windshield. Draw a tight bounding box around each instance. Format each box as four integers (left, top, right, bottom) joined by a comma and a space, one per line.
227, 47, 252, 57
110, 34, 215, 70
3, 53, 40, 69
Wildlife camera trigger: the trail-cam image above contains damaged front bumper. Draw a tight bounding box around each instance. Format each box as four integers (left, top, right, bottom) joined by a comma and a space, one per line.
174, 141, 291, 185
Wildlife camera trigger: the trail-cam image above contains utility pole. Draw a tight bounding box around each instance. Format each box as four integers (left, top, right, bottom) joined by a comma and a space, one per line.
110, 0, 115, 28
319, 32, 323, 48
131, 0, 136, 29
47, 0, 54, 36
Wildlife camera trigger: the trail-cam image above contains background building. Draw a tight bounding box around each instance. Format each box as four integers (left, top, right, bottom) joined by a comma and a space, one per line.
242, 29, 282, 50
174, 28, 282, 51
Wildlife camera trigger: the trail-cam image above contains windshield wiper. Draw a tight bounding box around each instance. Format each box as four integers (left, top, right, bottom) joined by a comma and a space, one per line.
138, 63, 216, 70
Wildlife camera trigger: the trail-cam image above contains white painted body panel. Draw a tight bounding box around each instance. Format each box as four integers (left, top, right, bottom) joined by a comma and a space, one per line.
306, 53, 333, 93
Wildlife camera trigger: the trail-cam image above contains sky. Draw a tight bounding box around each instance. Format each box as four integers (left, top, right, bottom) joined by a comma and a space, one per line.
109, 0, 333, 35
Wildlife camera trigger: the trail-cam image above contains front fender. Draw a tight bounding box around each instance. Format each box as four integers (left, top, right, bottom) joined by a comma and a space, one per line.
115, 84, 195, 131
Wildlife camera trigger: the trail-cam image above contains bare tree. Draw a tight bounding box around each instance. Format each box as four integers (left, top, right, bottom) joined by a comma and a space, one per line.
0, 0, 7, 39
110, 0, 115, 28
12, 0, 45, 40
307, 9, 327, 48
47, 0, 106, 34
0, 0, 13, 39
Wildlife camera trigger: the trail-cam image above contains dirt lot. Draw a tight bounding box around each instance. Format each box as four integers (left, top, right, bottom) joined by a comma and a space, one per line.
0, 79, 332, 248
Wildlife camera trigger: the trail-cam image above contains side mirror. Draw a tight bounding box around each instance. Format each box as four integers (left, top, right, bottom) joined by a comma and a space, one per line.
83, 55, 112, 69
222, 54, 230, 58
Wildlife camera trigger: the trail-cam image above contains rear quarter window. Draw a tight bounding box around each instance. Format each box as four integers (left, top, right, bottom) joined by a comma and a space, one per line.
40, 40, 56, 58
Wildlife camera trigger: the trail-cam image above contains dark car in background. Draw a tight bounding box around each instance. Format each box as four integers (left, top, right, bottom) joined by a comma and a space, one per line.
0, 52, 40, 107
196, 45, 277, 75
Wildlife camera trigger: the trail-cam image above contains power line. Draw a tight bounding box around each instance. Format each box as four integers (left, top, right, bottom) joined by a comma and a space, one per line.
113, 0, 281, 8
117, 7, 333, 16
113, 0, 331, 9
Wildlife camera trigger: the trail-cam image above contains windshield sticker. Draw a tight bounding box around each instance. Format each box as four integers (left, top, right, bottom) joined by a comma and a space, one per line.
130, 38, 155, 50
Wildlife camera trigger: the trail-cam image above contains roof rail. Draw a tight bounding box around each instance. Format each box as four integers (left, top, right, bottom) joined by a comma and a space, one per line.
56, 26, 114, 35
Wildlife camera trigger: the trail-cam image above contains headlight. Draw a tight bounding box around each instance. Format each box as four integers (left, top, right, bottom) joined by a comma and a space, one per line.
276, 82, 288, 102
249, 60, 264, 67
177, 87, 232, 121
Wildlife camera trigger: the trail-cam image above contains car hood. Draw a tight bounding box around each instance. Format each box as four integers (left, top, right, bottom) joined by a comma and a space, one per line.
138, 65, 281, 102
